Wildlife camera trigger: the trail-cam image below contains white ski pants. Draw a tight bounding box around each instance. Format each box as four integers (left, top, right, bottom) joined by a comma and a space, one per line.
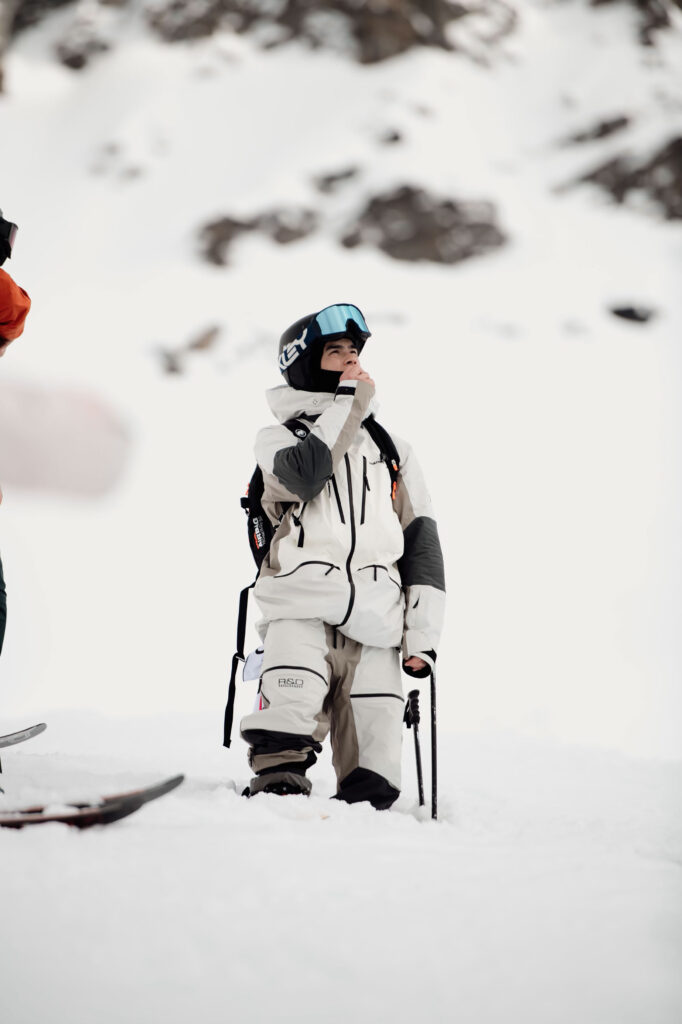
240, 618, 405, 798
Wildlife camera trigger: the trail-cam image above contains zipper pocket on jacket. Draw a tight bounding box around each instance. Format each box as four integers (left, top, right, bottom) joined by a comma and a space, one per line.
350, 692, 404, 703
331, 475, 346, 524
358, 564, 402, 591
274, 560, 340, 579
360, 456, 370, 525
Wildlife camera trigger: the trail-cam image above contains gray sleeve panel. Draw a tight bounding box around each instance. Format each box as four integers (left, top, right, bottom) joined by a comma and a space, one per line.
398, 515, 445, 592
272, 432, 334, 502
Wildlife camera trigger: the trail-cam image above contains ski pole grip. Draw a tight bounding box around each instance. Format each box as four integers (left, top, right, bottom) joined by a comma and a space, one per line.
404, 689, 421, 728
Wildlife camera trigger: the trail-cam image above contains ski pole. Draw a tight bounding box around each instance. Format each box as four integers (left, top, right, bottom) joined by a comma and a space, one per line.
430, 668, 438, 820
403, 689, 424, 807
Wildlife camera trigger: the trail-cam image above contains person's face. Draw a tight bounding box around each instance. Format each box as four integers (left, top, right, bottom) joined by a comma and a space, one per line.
320, 337, 359, 372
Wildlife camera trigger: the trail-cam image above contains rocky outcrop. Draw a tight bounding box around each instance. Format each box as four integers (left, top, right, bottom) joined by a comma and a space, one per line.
610, 304, 656, 323
146, 0, 224, 43
55, 16, 111, 69
199, 207, 318, 264
11, 0, 79, 35
565, 115, 631, 145
340, 186, 506, 263
313, 166, 360, 194
158, 324, 222, 374
198, 186, 506, 266
578, 136, 682, 220
8, 1, 677, 68
10, 0, 124, 70
590, 0, 681, 47
146, 0, 471, 62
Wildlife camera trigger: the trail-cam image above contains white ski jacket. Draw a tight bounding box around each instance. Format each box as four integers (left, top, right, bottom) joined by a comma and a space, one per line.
254, 378, 445, 667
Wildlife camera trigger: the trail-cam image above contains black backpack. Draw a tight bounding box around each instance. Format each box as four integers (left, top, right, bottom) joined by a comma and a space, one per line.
222, 414, 400, 747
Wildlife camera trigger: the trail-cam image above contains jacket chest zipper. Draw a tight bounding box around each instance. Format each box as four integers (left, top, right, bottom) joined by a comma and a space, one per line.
360, 456, 370, 525
330, 475, 345, 524
337, 453, 356, 628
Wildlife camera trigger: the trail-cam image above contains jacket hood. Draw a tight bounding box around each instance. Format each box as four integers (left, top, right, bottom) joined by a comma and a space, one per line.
266, 385, 378, 424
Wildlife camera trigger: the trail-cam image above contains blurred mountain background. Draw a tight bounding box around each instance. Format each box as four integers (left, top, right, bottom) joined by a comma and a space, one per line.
0, 0, 680, 755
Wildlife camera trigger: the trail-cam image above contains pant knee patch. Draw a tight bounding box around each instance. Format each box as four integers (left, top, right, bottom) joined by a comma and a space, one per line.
243, 728, 321, 774
241, 729, 322, 757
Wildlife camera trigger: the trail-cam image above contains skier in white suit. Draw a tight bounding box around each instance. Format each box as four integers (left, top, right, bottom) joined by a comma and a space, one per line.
240, 303, 445, 807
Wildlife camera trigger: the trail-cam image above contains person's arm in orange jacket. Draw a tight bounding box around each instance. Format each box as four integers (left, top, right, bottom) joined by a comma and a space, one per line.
0, 267, 31, 356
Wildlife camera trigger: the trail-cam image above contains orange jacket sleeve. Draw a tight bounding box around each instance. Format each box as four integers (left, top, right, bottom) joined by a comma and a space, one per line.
0, 267, 31, 342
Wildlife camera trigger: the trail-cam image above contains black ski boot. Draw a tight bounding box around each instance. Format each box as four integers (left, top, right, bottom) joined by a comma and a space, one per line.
245, 769, 312, 797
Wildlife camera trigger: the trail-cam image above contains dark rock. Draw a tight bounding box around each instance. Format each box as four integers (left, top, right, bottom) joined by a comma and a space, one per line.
610, 305, 656, 323
10, 2, 120, 70
10, 0, 507, 64
313, 166, 360, 194
146, 0, 473, 62
340, 185, 506, 264
56, 31, 110, 70
199, 207, 317, 263
158, 323, 222, 374
379, 128, 403, 145
590, 0, 680, 47
158, 347, 184, 374
11, 0, 79, 35
578, 136, 682, 220
187, 324, 221, 351
146, 0, 223, 43
567, 115, 631, 145
255, 207, 318, 244
199, 215, 256, 265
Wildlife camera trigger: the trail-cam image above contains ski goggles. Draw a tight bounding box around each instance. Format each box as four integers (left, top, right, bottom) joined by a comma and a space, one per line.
314, 303, 369, 340
279, 303, 370, 373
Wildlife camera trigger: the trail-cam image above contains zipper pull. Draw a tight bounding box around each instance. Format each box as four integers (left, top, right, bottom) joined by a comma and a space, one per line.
293, 501, 307, 547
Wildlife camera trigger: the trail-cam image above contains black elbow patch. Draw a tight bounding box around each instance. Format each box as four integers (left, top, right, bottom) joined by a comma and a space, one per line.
273, 434, 333, 501
399, 516, 445, 591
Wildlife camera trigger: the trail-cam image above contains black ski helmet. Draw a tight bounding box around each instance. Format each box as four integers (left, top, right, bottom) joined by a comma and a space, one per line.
278, 303, 371, 391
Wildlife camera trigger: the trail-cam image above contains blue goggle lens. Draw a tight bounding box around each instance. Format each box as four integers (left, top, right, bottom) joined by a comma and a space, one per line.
313, 303, 369, 338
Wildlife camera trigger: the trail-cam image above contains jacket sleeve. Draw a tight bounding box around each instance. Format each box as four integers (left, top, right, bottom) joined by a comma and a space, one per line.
0, 269, 31, 342
256, 379, 374, 503
393, 436, 446, 674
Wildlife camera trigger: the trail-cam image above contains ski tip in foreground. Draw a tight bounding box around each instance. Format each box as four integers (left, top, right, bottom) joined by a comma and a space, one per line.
0, 773, 185, 830
0, 722, 48, 749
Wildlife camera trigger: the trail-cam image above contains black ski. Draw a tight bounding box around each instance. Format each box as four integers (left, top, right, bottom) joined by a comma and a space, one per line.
0, 723, 47, 749
0, 774, 184, 829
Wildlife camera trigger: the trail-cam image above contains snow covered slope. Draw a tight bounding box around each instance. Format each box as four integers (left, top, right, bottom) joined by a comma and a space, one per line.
1, 710, 681, 1024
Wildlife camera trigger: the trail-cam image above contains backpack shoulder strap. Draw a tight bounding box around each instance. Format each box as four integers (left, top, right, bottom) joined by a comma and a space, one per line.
223, 582, 254, 748
282, 417, 311, 440
363, 414, 401, 500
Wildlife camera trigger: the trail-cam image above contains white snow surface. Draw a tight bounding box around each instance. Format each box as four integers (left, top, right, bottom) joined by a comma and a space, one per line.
0, 2, 681, 1021
2, 711, 681, 1024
